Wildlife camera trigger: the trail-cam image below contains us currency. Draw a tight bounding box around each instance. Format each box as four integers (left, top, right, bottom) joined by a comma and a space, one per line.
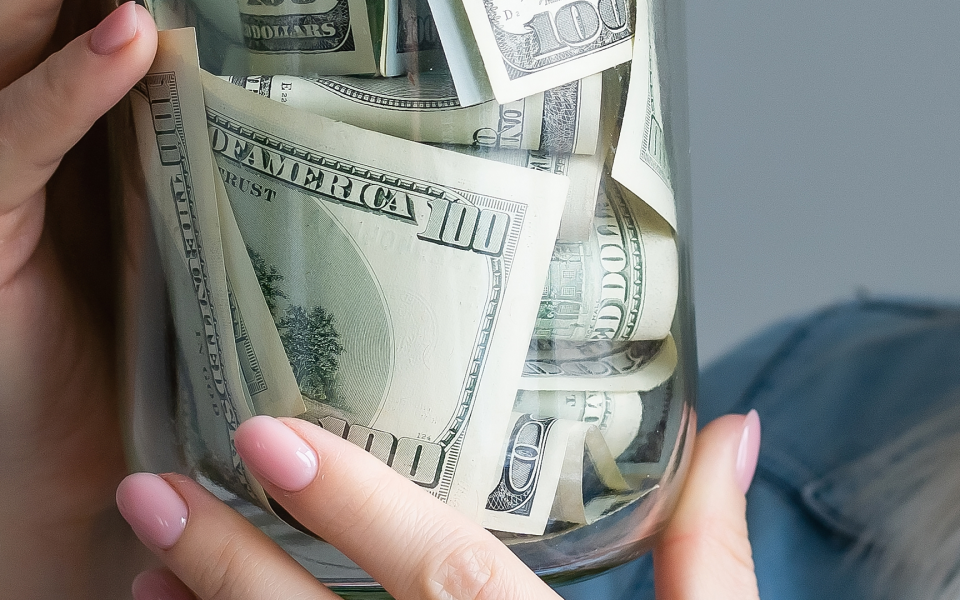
161, 0, 242, 48
200, 68, 568, 524
459, 0, 633, 103
215, 173, 307, 418
227, 72, 601, 154
521, 336, 677, 392
130, 28, 268, 506
137, 46, 306, 420
423, 0, 494, 106
513, 388, 642, 457
147, 0, 191, 31
439, 72, 620, 240
235, 0, 378, 76
610, 1, 676, 229
440, 144, 603, 242
381, 0, 446, 76
488, 378, 686, 544
615, 376, 683, 487
228, 73, 533, 149
533, 174, 679, 342
483, 412, 628, 534
487, 383, 667, 535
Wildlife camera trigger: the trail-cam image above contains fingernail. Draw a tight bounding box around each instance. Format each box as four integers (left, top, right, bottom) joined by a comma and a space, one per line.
90, 2, 139, 55
132, 570, 195, 600
116, 473, 188, 550
735, 409, 761, 494
235, 415, 319, 492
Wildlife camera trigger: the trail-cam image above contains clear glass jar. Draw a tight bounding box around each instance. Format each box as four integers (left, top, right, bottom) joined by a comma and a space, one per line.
116, 0, 695, 593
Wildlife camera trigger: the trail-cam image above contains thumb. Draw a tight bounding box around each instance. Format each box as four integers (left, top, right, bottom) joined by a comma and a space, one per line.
653, 411, 762, 600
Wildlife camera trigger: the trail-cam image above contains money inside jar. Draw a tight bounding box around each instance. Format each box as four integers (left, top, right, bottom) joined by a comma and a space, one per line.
131, 0, 682, 539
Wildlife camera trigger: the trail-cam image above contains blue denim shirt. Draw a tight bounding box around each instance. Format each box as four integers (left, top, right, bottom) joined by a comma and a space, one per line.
557, 298, 960, 599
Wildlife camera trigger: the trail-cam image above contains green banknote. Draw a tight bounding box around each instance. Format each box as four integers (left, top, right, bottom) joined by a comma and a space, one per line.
200, 66, 568, 523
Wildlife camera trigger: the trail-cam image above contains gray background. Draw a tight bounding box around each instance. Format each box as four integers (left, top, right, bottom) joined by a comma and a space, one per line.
687, 0, 960, 365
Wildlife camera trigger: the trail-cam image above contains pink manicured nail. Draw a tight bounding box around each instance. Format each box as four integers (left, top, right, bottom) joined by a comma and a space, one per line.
116, 473, 188, 550
235, 416, 319, 492
90, 2, 140, 55
132, 570, 195, 600
735, 409, 761, 494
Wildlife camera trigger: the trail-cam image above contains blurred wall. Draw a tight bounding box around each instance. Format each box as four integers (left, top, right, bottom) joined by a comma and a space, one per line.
687, 0, 960, 365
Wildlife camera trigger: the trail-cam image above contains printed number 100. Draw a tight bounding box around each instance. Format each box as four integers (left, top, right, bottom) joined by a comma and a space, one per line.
418, 198, 511, 256
526, 0, 629, 58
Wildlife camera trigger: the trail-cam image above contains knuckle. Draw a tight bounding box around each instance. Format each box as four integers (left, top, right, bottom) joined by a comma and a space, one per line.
419, 536, 511, 600
30, 58, 74, 165
190, 530, 266, 600
709, 526, 756, 578
664, 516, 757, 583
0, 93, 20, 167
317, 451, 394, 538
0, 62, 66, 177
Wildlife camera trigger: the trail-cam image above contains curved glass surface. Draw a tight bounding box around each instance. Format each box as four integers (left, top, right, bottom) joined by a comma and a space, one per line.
115, 0, 696, 590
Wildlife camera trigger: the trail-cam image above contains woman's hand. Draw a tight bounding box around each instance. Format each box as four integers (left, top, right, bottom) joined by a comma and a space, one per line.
654, 411, 762, 599
118, 412, 762, 600
0, 2, 157, 597
0, 3, 761, 597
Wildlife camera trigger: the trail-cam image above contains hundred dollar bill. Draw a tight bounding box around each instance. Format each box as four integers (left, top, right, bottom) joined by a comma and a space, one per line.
227, 72, 601, 154
381, 0, 446, 76
439, 72, 624, 240
147, 0, 190, 30
440, 144, 603, 242
130, 28, 268, 506
533, 174, 679, 341
171, 0, 242, 45
423, 0, 494, 106
460, 0, 632, 103
488, 382, 672, 535
200, 69, 567, 523
521, 336, 677, 391
235, 0, 378, 76
483, 412, 628, 534
611, 1, 676, 229
616, 376, 686, 487
513, 389, 642, 457
215, 173, 307, 418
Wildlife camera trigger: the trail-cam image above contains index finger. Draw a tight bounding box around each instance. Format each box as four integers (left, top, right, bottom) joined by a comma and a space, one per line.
0, 2, 157, 215
234, 416, 558, 600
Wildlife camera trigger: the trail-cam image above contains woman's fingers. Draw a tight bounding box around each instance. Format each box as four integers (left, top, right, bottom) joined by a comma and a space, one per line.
116, 472, 343, 600
117, 415, 559, 600
234, 416, 557, 600
0, 2, 156, 216
118, 413, 760, 600
652, 412, 762, 600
